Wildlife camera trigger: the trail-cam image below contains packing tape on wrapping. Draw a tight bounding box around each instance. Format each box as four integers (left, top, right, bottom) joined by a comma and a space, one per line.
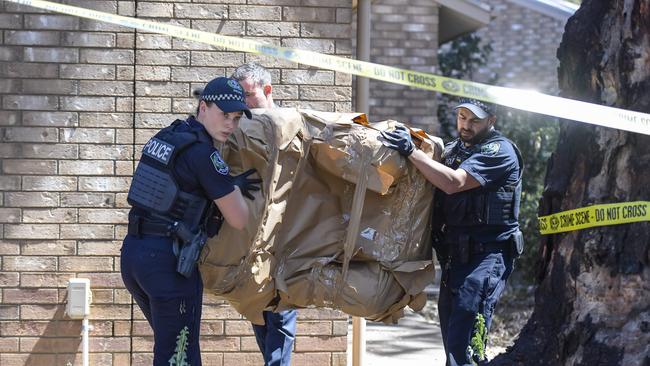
6, 0, 650, 136
538, 201, 650, 235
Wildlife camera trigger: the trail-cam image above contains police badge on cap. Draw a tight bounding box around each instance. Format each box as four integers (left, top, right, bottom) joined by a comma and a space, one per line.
200, 77, 252, 119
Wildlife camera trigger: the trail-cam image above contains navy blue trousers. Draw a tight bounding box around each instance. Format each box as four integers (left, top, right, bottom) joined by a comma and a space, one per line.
252, 309, 297, 366
438, 252, 513, 366
121, 234, 203, 366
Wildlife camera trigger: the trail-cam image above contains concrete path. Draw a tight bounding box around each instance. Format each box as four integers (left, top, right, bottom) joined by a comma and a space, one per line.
356, 309, 446, 366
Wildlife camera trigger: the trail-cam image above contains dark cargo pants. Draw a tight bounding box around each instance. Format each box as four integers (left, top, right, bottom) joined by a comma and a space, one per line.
438, 251, 513, 366
121, 234, 204, 366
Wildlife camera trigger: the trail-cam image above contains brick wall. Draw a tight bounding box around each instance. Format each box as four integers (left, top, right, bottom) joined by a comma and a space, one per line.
473, 0, 568, 94
0, 1, 351, 365
354, 0, 439, 133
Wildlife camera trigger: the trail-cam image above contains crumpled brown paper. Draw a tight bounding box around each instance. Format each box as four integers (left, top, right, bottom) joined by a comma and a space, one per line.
199, 108, 443, 325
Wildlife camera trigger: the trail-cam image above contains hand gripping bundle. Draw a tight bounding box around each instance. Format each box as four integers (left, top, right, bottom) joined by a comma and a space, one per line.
199, 108, 443, 325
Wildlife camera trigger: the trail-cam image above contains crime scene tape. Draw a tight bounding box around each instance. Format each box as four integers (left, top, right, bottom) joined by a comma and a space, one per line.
6, 0, 650, 136
538, 201, 649, 235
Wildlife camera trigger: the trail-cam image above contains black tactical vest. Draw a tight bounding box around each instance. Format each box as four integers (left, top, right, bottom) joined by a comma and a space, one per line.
127, 119, 214, 233
434, 130, 523, 228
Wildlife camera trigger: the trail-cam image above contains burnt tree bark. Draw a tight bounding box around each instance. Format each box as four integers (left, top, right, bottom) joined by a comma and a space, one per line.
490, 1, 650, 365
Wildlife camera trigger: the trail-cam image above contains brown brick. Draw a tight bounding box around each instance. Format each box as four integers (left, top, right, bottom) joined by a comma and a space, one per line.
136, 81, 187, 97
200, 320, 224, 336
190, 51, 245, 67
22, 176, 78, 191
282, 70, 334, 85
78, 240, 121, 256
295, 336, 347, 352
200, 336, 240, 352
78, 177, 131, 192
80, 49, 134, 65
61, 32, 115, 47
60, 97, 116, 112
61, 193, 114, 208
0, 337, 19, 352
240, 336, 260, 351
60, 64, 116, 80
0, 272, 19, 287
136, 2, 174, 18
13, 143, 79, 159
0, 46, 21, 62
60, 224, 115, 240
4, 225, 60, 240
22, 111, 79, 127
136, 50, 190, 66
231, 5, 281, 20
61, 127, 116, 144
2, 95, 59, 110
19, 304, 60, 320
135, 65, 172, 81
3, 256, 58, 272
20, 337, 82, 353
284, 7, 335, 22
0, 208, 20, 223
291, 352, 332, 366
0, 305, 20, 320
300, 86, 351, 101
117, 65, 135, 80
2, 62, 59, 78
4, 192, 60, 208
22, 240, 75, 255
201, 353, 224, 365
1, 127, 59, 143
80, 273, 126, 289
59, 160, 115, 176
282, 38, 335, 54
247, 21, 300, 37
174, 4, 228, 19
0, 353, 56, 365
0, 241, 21, 255
2, 289, 58, 304
20, 273, 71, 288
4, 31, 60, 46
224, 320, 254, 335
296, 320, 332, 335
78, 81, 134, 96
89, 304, 131, 320
24, 47, 79, 63
59, 256, 114, 272
2, 159, 57, 174
77, 208, 128, 224
22, 208, 78, 223
116, 161, 134, 176
0, 176, 21, 191
222, 352, 264, 365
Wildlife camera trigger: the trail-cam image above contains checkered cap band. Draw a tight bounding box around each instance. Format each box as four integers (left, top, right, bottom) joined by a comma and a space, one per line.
202, 93, 245, 103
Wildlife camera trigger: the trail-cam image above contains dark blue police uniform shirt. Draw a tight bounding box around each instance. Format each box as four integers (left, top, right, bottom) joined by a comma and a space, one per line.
173, 116, 235, 201
456, 136, 520, 243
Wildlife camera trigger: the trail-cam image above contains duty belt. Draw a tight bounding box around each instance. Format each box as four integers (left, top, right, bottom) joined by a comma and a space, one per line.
127, 217, 174, 237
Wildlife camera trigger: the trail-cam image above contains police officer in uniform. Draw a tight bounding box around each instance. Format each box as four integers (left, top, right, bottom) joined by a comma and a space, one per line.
231, 62, 298, 366
380, 98, 523, 366
121, 77, 260, 365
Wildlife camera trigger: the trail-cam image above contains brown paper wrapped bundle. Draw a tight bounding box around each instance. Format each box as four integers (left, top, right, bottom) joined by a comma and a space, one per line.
199, 108, 443, 324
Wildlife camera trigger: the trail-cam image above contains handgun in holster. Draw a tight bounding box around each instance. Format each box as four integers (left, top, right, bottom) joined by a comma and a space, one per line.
172, 222, 208, 278
510, 230, 524, 259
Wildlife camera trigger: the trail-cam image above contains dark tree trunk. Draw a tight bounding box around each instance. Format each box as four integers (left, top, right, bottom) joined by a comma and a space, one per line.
490, 1, 650, 365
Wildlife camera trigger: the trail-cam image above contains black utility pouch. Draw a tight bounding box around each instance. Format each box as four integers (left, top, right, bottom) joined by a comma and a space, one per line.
457, 234, 470, 264
510, 230, 524, 258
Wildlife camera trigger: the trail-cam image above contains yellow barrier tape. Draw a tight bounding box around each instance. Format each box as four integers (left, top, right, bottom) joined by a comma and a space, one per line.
6, 0, 650, 136
538, 201, 650, 235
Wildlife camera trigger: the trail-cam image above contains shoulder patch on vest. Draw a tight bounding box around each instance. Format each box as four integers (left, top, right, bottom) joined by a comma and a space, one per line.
481, 142, 501, 156
210, 151, 229, 175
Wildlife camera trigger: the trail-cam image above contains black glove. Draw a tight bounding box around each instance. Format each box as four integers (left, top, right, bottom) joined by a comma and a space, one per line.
380, 125, 415, 157
231, 168, 261, 200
